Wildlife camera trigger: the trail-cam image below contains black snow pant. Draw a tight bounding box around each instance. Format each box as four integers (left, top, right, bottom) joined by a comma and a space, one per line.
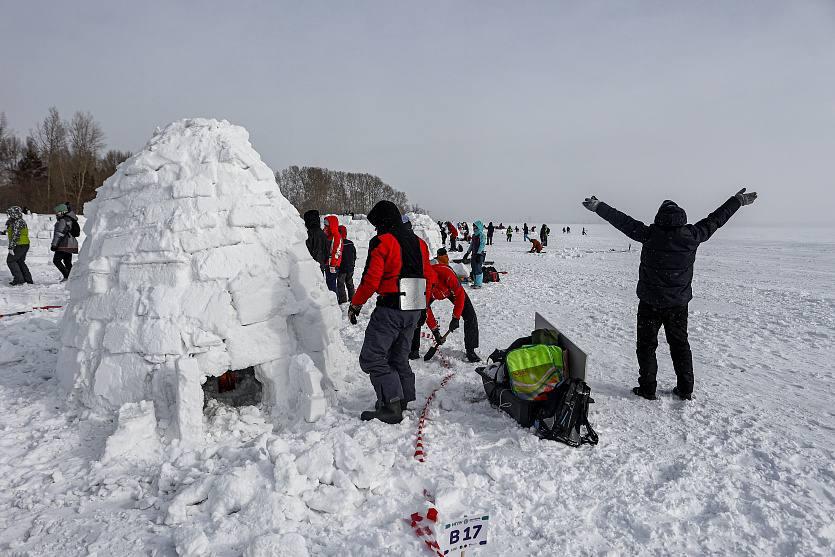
450, 237, 458, 251
7, 245, 32, 284
411, 296, 479, 353
53, 251, 73, 279
636, 301, 693, 395
324, 269, 338, 294
336, 272, 355, 305
359, 306, 421, 404
541, 235, 548, 246
487, 233, 493, 246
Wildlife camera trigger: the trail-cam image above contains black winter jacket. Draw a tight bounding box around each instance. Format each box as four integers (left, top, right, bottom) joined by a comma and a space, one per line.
596, 196, 741, 308
303, 210, 329, 270
340, 238, 356, 274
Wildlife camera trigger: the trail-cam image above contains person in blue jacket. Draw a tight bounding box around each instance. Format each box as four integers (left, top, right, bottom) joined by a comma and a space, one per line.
463, 220, 487, 287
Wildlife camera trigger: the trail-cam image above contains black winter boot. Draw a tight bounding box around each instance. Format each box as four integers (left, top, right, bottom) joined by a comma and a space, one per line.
632, 386, 657, 400
672, 387, 692, 401
465, 350, 481, 363
360, 400, 403, 424
408, 350, 420, 360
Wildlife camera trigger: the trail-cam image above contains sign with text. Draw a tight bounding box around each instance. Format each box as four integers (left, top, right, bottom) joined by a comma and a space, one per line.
439, 513, 490, 554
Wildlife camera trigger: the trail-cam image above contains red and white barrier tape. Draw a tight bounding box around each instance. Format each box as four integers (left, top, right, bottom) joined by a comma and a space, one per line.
0, 305, 63, 319
407, 506, 443, 557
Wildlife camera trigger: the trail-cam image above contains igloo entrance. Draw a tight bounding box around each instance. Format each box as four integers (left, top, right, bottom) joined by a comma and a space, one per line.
56, 118, 346, 445
202, 367, 263, 408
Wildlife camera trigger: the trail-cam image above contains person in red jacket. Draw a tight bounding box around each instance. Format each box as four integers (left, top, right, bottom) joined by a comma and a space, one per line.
323, 215, 343, 294
410, 248, 481, 362
446, 221, 459, 251
348, 201, 435, 424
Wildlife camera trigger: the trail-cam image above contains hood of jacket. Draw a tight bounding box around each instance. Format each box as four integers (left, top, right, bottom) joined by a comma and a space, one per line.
324, 215, 340, 237
473, 220, 484, 235
6, 206, 23, 220
367, 200, 402, 233
654, 200, 687, 228
303, 209, 321, 231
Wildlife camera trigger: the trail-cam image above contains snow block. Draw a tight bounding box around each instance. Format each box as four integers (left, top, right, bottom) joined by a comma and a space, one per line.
57, 118, 344, 442
101, 400, 162, 467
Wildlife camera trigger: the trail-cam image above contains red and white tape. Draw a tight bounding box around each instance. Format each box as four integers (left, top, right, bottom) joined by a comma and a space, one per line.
407, 506, 443, 557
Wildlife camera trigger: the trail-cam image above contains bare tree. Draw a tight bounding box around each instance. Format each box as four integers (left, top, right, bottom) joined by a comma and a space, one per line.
67, 111, 105, 208
0, 112, 23, 188
34, 107, 68, 203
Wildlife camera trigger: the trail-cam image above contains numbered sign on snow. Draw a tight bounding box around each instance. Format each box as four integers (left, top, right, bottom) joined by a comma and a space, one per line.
439, 513, 490, 554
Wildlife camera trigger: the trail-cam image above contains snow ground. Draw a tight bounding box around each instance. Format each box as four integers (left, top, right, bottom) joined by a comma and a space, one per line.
1, 225, 834, 556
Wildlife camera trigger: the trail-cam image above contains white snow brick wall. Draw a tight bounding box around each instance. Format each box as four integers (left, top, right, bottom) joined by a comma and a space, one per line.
56, 118, 344, 442
406, 212, 443, 255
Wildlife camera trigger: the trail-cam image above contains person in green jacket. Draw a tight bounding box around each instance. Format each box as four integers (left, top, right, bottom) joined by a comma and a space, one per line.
4, 206, 33, 285
506, 226, 513, 242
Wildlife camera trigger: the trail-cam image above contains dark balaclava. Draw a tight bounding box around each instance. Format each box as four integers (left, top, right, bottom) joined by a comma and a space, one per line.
367, 200, 402, 234
654, 200, 687, 228
303, 209, 321, 231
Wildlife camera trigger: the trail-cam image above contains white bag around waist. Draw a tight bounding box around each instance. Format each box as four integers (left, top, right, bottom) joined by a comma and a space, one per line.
398, 277, 427, 311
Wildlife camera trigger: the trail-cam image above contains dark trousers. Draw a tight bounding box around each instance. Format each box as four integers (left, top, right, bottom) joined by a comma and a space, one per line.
411, 296, 479, 352
324, 269, 338, 293
450, 237, 458, 251
541, 235, 548, 246
53, 251, 73, 279
336, 272, 355, 304
7, 245, 32, 284
359, 306, 421, 404
636, 301, 693, 395
487, 234, 493, 245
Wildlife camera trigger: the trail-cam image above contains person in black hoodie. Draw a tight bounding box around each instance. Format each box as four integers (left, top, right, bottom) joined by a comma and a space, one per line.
303, 209, 329, 273
336, 224, 356, 305
582, 188, 758, 401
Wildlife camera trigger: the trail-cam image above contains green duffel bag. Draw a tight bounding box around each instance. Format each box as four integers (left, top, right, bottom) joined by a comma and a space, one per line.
506, 344, 565, 401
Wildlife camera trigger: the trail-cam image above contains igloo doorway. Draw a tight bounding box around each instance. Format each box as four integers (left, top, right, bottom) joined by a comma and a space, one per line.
202, 368, 263, 408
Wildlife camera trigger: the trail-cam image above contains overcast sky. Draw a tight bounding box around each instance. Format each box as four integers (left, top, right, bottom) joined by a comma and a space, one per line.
2, 1, 834, 224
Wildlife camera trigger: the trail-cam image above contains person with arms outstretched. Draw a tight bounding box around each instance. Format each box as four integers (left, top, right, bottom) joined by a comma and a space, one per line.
582, 188, 758, 401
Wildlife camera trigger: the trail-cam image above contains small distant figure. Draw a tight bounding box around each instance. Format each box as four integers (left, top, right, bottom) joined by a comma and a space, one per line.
336, 225, 356, 305
446, 221, 459, 251
462, 221, 487, 287
540, 224, 550, 247
582, 227, 587, 236
51, 203, 80, 282
323, 215, 343, 294
486, 221, 495, 246
515, 225, 519, 233
523, 223, 529, 241
439, 221, 447, 246
562, 227, 566, 233
528, 238, 543, 253
4, 206, 33, 285
566, 226, 571, 233
506, 226, 513, 242
303, 209, 329, 274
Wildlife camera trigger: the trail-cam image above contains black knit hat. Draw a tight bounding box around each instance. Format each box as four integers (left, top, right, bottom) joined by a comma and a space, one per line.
436, 248, 447, 257
367, 200, 402, 232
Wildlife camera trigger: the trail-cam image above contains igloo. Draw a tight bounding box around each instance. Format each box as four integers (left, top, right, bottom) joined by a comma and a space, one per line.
57, 118, 344, 443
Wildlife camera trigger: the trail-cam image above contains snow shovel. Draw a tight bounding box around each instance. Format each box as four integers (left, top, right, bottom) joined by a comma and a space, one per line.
424, 329, 452, 361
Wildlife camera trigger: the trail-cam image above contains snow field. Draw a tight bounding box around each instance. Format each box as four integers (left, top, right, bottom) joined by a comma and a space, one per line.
1, 211, 834, 554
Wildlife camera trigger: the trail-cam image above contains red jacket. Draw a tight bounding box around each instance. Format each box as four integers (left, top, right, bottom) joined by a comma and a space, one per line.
446, 222, 458, 238
425, 264, 467, 330
352, 232, 435, 307
324, 215, 343, 269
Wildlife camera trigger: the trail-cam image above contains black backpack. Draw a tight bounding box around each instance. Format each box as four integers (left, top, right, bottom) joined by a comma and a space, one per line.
70, 218, 81, 238
476, 330, 598, 447
535, 379, 598, 447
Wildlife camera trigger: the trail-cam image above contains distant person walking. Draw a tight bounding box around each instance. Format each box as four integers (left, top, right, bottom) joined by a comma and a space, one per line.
303, 210, 329, 274
446, 221, 459, 251
582, 188, 758, 401
582, 227, 587, 235
4, 206, 32, 285
50, 203, 80, 281
486, 222, 495, 246
439, 221, 447, 247
506, 226, 513, 242
523, 223, 529, 241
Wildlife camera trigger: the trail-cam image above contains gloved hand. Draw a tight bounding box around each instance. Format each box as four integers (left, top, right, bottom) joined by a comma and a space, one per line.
582, 196, 600, 212
449, 317, 460, 332
348, 304, 362, 325
432, 328, 443, 344
735, 188, 758, 206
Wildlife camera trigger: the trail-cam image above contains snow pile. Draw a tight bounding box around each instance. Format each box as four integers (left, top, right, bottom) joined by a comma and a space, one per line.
407, 212, 443, 254
56, 118, 345, 443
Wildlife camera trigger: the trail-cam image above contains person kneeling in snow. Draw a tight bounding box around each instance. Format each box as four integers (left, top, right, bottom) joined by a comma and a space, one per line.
528, 238, 543, 253
582, 188, 758, 401
50, 203, 80, 281
336, 225, 356, 305
410, 248, 481, 363
348, 201, 435, 424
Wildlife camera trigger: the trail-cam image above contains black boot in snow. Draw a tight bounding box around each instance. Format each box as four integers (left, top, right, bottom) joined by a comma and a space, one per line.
465, 350, 481, 363
672, 387, 692, 401
360, 400, 403, 424
632, 386, 657, 400
408, 350, 420, 360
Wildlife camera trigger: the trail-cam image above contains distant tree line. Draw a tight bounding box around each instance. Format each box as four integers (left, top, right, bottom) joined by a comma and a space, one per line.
0, 108, 131, 214
276, 165, 424, 216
